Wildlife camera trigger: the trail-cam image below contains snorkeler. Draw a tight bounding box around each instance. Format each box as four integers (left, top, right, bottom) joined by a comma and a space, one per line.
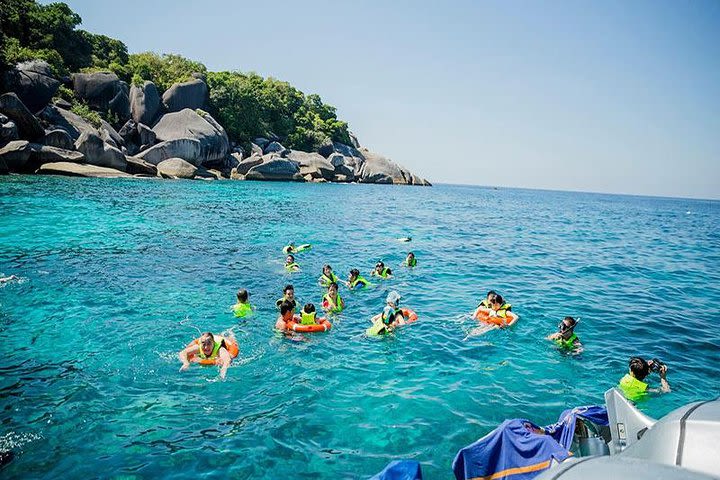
322, 282, 345, 314
403, 252, 417, 267
232, 289, 253, 318
618, 357, 670, 402
0, 275, 18, 284
346, 268, 370, 289
546, 317, 583, 353
285, 254, 300, 272
178, 332, 237, 379
319, 264, 339, 287
371, 261, 392, 279
276, 284, 298, 312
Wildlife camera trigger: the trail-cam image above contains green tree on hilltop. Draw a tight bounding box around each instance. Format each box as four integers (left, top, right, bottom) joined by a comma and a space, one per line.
127, 52, 206, 92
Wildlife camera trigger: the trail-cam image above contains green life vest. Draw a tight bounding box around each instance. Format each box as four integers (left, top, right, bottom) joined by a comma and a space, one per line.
233, 302, 252, 318
198, 339, 221, 360
320, 272, 339, 286
495, 303, 512, 318
382, 307, 402, 325
350, 276, 369, 288
555, 332, 578, 350
405, 257, 417, 267
285, 262, 300, 271
479, 299, 491, 308
301, 311, 317, 325
374, 267, 391, 278
619, 373, 648, 401
323, 293, 344, 313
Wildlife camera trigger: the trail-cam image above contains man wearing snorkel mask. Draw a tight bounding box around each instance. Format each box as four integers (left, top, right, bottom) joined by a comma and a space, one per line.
546, 316, 583, 353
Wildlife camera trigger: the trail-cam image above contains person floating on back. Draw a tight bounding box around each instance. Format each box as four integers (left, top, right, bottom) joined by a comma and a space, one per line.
276, 284, 298, 313
346, 268, 370, 289
178, 332, 237, 379
403, 252, 417, 267
546, 316, 583, 353
371, 261, 392, 279
283, 242, 312, 254
618, 356, 670, 402
322, 282, 345, 314
232, 288, 253, 318
319, 264, 339, 287
285, 254, 300, 272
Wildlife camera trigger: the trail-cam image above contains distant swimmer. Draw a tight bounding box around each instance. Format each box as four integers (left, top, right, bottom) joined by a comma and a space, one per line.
368, 291, 405, 335
322, 282, 345, 314
546, 316, 583, 353
403, 252, 417, 267
397, 237, 412, 242
276, 284, 298, 312
0, 275, 18, 284
346, 268, 370, 289
285, 254, 300, 272
318, 264, 339, 287
232, 289, 253, 318
283, 243, 312, 254
178, 332, 238, 379
371, 261, 392, 279
618, 356, 670, 402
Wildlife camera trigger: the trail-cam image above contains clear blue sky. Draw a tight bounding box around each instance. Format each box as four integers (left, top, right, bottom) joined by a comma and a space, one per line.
56, 0, 720, 199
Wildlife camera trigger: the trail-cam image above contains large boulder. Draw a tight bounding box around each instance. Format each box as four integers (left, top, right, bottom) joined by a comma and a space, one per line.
136, 138, 202, 165
5, 60, 60, 113
152, 109, 229, 165
356, 147, 428, 185
129, 81, 161, 125
29, 144, 84, 165
74, 132, 127, 171
162, 78, 208, 112
44, 129, 74, 150
125, 156, 158, 176
264, 141, 288, 156
0, 93, 44, 141
235, 153, 263, 175
37, 162, 131, 178
250, 142, 263, 156
286, 150, 335, 181
1, 115, 19, 144
0, 140, 32, 171
39, 105, 97, 140
245, 157, 303, 181
99, 120, 124, 149
72, 72, 129, 121
349, 131, 361, 148
156, 157, 198, 179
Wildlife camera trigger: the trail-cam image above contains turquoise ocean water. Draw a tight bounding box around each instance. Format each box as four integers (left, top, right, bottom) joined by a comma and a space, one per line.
1, 176, 719, 478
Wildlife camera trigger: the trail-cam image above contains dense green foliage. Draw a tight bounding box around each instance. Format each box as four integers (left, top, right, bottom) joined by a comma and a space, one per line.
0, 0, 352, 151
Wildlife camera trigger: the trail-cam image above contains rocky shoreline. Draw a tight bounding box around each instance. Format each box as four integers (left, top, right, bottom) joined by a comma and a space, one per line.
0, 61, 430, 185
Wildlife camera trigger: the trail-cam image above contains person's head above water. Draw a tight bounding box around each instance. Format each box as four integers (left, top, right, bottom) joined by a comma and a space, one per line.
490, 293, 505, 309
286, 254, 295, 264
328, 282, 338, 295
199, 332, 215, 356
407, 252, 415, 260
486, 290, 498, 301
323, 264, 333, 275
375, 261, 385, 273
386, 291, 401, 307
280, 300, 294, 319
236, 289, 249, 303
284, 284, 294, 298
629, 357, 650, 381
558, 316, 576, 337
349, 268, 360, 280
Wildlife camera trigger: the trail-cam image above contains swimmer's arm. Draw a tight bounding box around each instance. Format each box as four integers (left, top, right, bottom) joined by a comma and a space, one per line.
218, 348, 231, 379
572, 340, 584, 354
178, 344, 200, 371
546, 332, 561, 340
370, 313, 382, 322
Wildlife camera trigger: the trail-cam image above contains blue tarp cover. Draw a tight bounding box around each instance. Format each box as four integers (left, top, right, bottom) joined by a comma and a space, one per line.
541, 405, 609, 450
370, 460, 423, 480
452, 419, 570, 480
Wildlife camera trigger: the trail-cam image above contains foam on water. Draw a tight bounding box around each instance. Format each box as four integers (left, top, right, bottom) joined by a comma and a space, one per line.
0, 176, 719, 478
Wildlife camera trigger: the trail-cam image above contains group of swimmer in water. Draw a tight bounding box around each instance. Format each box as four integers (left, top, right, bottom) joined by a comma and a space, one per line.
175, 242, 672, 401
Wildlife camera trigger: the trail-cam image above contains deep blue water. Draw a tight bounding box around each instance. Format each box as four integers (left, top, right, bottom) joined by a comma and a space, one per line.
0, 176, 719, 479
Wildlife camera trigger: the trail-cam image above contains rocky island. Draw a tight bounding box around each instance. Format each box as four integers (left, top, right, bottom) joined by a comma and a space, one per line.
0, 1, 429, 185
